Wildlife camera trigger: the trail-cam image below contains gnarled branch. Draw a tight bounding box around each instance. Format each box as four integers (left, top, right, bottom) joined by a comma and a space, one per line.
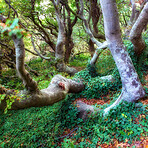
129, 2, 148, 55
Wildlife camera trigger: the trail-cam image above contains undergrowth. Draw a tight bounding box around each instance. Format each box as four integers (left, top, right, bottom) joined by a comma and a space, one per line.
0, 40, 148, 147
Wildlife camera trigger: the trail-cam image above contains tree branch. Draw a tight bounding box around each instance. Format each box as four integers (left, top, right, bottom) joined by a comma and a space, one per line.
5, 0, 19, 17
31, 36, 51, 60
129, 2, 148, 55
12, 35, 39, 92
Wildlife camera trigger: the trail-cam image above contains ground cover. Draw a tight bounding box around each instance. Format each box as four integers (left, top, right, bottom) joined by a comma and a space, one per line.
0, 44, 147, 147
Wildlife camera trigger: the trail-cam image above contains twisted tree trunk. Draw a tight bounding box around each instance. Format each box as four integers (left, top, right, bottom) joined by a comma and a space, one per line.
0, 74, 84, 110
52, 0, 77, 76
0, 35, 84, 110
12, 35, 39, 93
100, 0, 145, 115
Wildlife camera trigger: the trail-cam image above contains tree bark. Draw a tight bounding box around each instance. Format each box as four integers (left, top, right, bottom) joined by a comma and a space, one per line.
64, 37, 74, 63
52, 0, 77, 76
12, 35, 38, 93
129, 2, 148, 55
100, 0, 145, 115
125, 0, 146, 37
89, 41, 108, 65
0, 34, 84, 110
79, 0, 108, 66
90, 0, 100, 34
0, 49, 2, 75
130, 0, 138, 25
0, 75, 84, 110
88, 39, 95, 57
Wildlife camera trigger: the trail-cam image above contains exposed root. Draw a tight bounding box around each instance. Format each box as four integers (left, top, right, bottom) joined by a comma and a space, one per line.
103, 92, 123, 116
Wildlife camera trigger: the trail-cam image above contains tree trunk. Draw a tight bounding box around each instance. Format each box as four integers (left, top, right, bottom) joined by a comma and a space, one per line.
88, 39, 95, 57
64, 36, 74, 63
0, 75, 84, 110
125, 0, 146, 37
129, 0, 137, 25
0, 49, 2, 75
79, 0, 108, 66
89, 41, 108, 65
100, 0, 145, 115
129, 3, 148, 55
12, 35, 38, 93
0, 33, 84, 110
90, 0, 100, 34
52, 0, 77, 76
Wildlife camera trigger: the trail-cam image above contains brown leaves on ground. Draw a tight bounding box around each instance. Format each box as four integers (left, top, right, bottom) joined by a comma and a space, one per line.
96, 137, 148, 148
141, 96, 148, 105
74, 97, 110, 106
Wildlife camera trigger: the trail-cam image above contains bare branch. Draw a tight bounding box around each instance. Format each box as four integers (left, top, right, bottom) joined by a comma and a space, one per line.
31, 36, 51, 60
5, 0, 19, 17
78, 0, 107, 50
24, 48, 38, 56
25, 64, 39, 76
0, 41, 14, 51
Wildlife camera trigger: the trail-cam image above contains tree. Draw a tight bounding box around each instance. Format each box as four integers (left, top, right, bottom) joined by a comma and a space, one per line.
100, 0, 145, 114
0, 0, 146, 116
0, 33, 84, 110
2, 0, 79, 75
125, 0, 147, 37
51, 0, 78, 75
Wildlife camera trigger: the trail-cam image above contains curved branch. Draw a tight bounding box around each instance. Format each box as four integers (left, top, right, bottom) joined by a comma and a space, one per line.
79, 0, 102, 47
0, 75, 85, 110
31, 36, 51, 60
79, 0, 108, 65
90, 41, 108, 65
100, 0, 145, 115
0, 41, 14, 51
24, 48, 38, 56
129, 2, 148, 55
5, 0, 19, 17
12, 35, 38, 92
129, 0, 137, 24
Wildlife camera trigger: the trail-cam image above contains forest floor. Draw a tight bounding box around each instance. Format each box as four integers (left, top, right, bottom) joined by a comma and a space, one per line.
58, 72, 148, 148
0, 54, 147, 148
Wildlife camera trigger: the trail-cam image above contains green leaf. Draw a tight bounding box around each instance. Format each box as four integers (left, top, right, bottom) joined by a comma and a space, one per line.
10, 18, 19, 29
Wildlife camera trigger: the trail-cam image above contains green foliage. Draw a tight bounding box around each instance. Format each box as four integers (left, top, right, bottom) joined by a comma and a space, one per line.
69, 53, 90, 67
87, 64, 99, 77
0, 69, 23, 90
1, 94, 147, 147
0, 41, 147, 147
56, 95, 148, 147
96, 50, 116, 76
73, 66, 121, 99
1, 18, 25, 38
0, 102, 64, 147
61, 138, 78, 148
